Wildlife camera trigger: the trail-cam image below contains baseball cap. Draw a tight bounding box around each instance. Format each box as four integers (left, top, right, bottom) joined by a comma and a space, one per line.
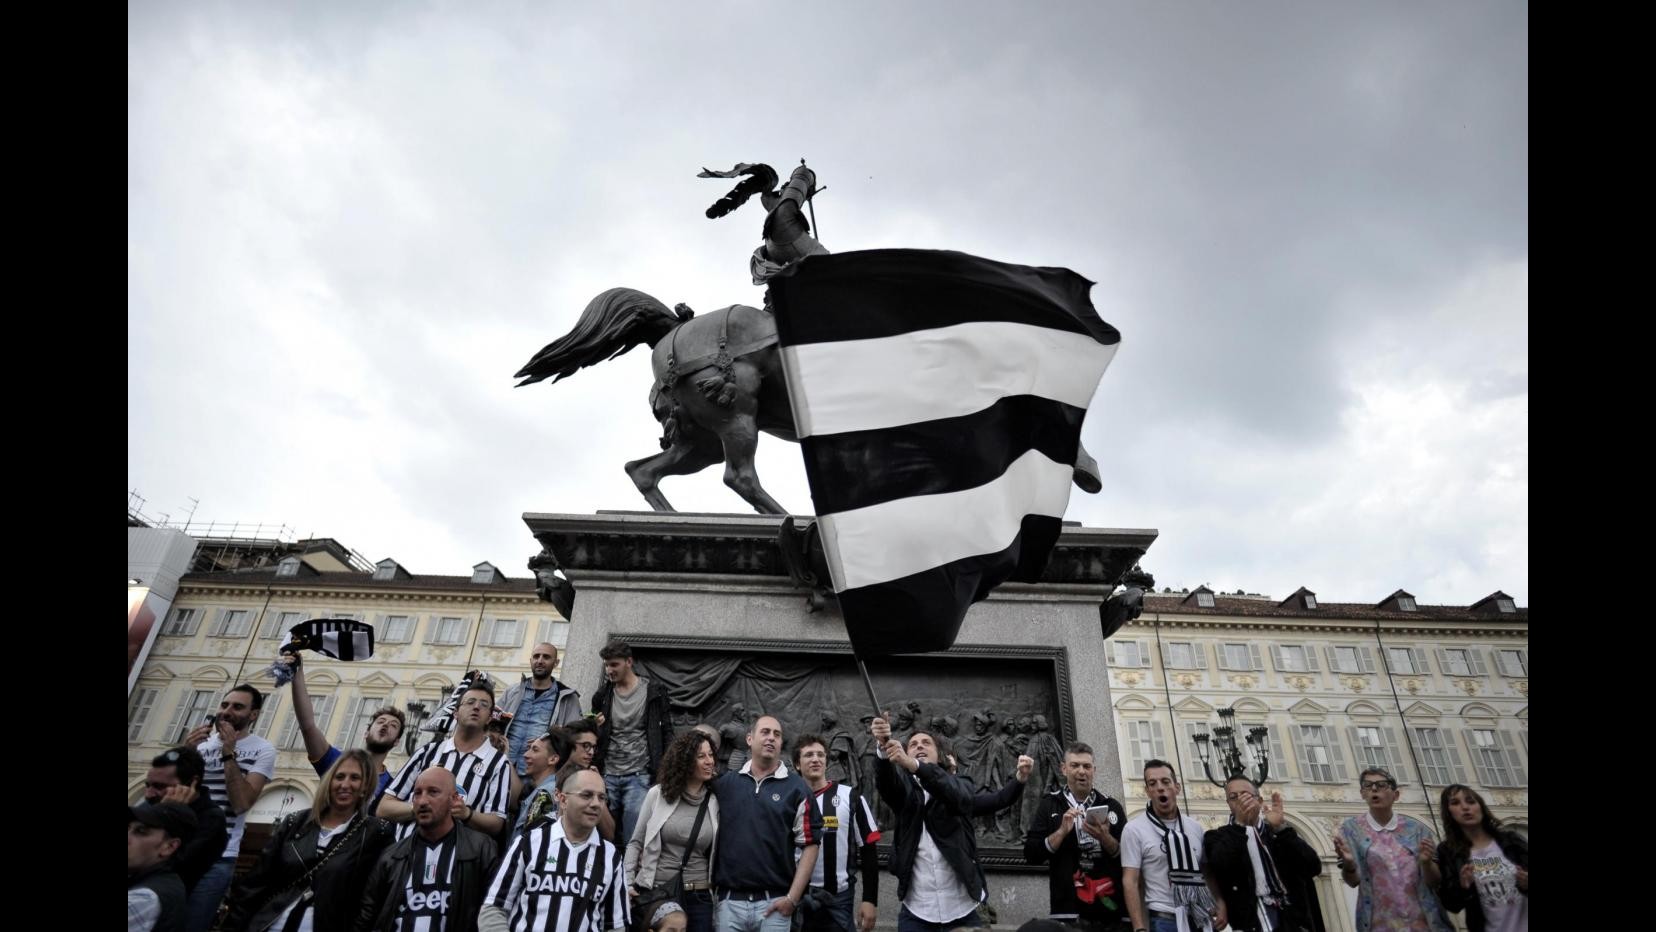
128, 801, 199, 842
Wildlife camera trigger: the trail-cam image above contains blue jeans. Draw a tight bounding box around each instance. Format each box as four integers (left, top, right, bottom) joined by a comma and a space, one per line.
681, 889, 716, 932
184, 857, 235, 932
1148, 916, 1179, 932
897, 903, 983, 932
606, 771, 651, 846
799, 886, 856, 932
716, 896, 795, 932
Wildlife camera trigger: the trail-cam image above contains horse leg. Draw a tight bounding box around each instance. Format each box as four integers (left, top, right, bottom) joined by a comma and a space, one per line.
718, 416, 791, 515
1073, 441, 1103, 494
624, 436, 722, 512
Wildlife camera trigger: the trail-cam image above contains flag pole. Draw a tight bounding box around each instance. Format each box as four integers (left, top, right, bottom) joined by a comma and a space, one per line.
855, 655, 884, 720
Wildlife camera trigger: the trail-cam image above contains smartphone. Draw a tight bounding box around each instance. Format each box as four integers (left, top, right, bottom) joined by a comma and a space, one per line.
1085, 805, 1113, 824
205, 714, 219, 727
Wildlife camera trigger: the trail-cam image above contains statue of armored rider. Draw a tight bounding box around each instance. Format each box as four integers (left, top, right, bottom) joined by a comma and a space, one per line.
699, 160, 829, 288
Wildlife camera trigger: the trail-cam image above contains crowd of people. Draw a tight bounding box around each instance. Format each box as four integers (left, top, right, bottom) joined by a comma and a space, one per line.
130, 640, 1528, 932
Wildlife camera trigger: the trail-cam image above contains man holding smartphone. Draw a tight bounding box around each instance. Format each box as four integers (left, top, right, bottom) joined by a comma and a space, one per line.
1023, 742, 1129, 930
181, 684, 277, 932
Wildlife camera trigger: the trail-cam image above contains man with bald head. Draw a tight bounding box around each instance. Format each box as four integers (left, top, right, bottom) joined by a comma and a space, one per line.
708, 713, 823, 932
482, 768, 631, 932
502, 642, 584, 776
358, 766, 500, 931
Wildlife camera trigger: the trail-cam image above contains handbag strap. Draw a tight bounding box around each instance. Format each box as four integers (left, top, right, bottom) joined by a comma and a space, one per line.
672, 793, 711, 886
281, 813, 369, 898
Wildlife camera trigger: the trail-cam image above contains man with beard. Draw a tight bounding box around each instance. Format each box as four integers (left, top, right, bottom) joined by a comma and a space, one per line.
1203, 777, 1324, 932
357, 766, 500, 931
502, 642, 585, 775
871, 716, 986, 932
709, 714, 823, 932
139, 746, 228, 895
481, 768, 632, 932
286, 650, 407, 804
129, 801, 199, 932
1024, 743, 1127, 930
1121, 761, 1222, 932
181, 684, 276, 932
381, 682, 514, 841
591, 641, 675, 844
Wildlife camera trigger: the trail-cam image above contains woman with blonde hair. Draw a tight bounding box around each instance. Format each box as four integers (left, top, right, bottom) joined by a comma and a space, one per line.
224, 748, 393, 931
627, 731, 720, 932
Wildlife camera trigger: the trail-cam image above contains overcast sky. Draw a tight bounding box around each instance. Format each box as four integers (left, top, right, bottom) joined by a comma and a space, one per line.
128, 2, 1528, 606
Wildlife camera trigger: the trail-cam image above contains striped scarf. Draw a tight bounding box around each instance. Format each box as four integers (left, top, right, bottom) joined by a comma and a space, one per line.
1145, 805, 1217, 932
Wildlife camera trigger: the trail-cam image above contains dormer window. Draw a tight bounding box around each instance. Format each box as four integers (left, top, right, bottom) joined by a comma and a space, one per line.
1495, 598, 1515, 613
1379, 589, 1419, 612
1280, 587, 1318, 611
471, 562, 500, 585
1302, 593, 1317, 609
276, 556, 301, 577
1398, 596, 1416, 611
1196, 591, 1215, 608
374, 564, 396, 581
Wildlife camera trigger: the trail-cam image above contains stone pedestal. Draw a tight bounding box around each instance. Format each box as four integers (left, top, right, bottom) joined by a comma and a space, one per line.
525, 511, 1156, 927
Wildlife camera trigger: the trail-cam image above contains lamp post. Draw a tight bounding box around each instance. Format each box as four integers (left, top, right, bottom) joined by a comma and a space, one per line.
1192, 706, 1271, 787
404, 700, 430, 756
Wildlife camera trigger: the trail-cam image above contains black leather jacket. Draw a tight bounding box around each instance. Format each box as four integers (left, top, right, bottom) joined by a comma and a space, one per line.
1202, 822, 1324, 932
1436, 830, 1528, 932
591, 678, 675, 780
225, 810, 394, 932
1023, 788, 1127, 922
354, 822, 499, 932
877, 757, 985, 905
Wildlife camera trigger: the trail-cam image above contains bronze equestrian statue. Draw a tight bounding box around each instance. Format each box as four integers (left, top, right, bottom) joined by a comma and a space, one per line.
513, 162, 1104, 515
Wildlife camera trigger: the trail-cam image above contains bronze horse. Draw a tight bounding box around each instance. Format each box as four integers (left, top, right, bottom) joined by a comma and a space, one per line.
514, 287, 1103, 515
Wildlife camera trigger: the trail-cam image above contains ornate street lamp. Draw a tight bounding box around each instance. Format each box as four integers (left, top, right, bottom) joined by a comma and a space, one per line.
404, 700, 431, 756
1192, 706, 1271, 787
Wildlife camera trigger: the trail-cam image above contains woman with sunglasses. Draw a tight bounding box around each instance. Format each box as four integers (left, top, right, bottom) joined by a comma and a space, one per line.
1333, 768, 1452, 932
224, 749, 393, 931
1435, 785, 1527, 932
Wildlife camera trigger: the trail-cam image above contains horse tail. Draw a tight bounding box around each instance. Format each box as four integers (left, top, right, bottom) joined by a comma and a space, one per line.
513, 287, 687, 387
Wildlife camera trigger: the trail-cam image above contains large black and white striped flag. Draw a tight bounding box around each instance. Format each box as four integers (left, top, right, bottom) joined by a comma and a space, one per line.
286, 618, 376, 661
769, 248, 1120, 656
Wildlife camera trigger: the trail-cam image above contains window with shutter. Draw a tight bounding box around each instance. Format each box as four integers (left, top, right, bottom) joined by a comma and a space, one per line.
169, 689, 216, 744
1183, 722, 1208, 782
381, 615, 415, 643
162, 608, 199, 637
1126, 721, 1168, 774
340, 696, 386, 747
1386, 647, 1415, 674
1277, 645, 1309, 672
1468, 729, 1515, 786
433, 617, 467, 645
1496, 649, 1527, 677
1331, 646, 1361, 674
1441, 648, 1472, 676
256, 693, 283, 738
1499, 730, 1527, 786
261, 611, 303, 640
1164, 642, 1197, 669
280, 694, 334, 750
128, 688, 160, 742
1220, 643, 1251, 670
1410, 727, 1463, 786
1296, 725, 1339, 783
488, 618, 521, 647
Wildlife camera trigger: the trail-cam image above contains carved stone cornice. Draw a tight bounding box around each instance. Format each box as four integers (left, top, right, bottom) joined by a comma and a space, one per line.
1135, 613, 1527, 638
524, 511, 1156, 588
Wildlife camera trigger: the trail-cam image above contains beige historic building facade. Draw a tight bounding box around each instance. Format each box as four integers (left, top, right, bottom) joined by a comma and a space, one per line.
125, 554, 570, 838
1107, 587, 1528, 932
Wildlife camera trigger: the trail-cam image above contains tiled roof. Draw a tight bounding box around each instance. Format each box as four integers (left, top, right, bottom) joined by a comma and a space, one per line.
1142, 594, 1526, 622
178, 568, 538, 594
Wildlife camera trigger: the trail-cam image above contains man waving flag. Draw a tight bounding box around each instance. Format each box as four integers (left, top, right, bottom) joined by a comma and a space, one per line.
769, 248, 1120, 657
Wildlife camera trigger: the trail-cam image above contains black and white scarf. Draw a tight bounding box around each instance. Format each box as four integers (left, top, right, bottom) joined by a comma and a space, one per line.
1146, 804, 1217, 932
1230, 813, 1288, 930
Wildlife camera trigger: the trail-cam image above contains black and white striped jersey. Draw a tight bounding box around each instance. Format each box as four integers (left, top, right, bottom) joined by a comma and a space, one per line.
802, 782, 880, 892
484, 818, 631, 932
385, 736, 513, 842
395, 831, 459, 931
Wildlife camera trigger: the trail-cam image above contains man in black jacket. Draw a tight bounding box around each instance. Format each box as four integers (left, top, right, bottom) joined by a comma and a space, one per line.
356, 766, 500, 932
141, 746, 229, 895
872, 716, 986, 932
591, 641, 676, 843
1202, 777, 1324, 932
1023, 742, 1128, 930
